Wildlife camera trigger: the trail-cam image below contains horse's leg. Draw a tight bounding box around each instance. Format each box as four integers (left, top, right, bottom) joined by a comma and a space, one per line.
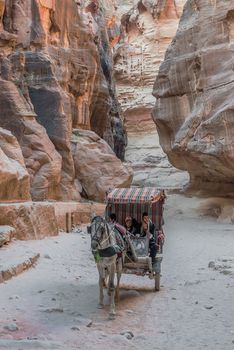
116, 251, 126, 301
103, 268, 109, 288
115, 258, 122, 302
108, 261, 116, 319
107, 266, 112, 296
97, 263, 104, 308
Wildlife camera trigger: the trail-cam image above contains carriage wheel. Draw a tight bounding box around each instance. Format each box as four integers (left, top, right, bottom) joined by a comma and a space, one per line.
154, 273, 160, 292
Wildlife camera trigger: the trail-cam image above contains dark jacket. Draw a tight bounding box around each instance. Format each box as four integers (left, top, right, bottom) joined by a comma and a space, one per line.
125, 218, 140, 236
139, 221, 156, 245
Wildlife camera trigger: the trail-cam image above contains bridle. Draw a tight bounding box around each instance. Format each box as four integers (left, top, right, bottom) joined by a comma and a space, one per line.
90, 216, 112, 247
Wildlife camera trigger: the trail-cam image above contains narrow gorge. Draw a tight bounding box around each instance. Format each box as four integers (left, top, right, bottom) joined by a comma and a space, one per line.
0, 0, 234, 239
0, 1, 234, 349
114, 0, 189, 188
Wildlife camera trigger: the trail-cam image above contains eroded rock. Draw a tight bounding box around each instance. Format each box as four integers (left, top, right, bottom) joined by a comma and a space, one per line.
71, 129, 133, 201
0, 202, 58, 240
0, 0, 127, 202
114, 0, 188, 187
0, 225, 14, 246
153, 0, 234, 194
3, 323, 19, 332
0, 128, 31, 201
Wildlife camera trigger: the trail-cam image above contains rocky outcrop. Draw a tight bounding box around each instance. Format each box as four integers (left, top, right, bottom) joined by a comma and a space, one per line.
0, 80, 62, 201
0, 202, 58, 240
71, 129, 133, 201
0, 0, 128, 202
115, 0, 186, 133
153, 0, 234, 194
114, 0, 188, 187
0, 127, 31, 201
84, 0, 127, 161
0, 225, 14, 246
0, 200, 105, 240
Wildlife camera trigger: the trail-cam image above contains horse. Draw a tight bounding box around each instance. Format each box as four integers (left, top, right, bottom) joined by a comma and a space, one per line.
89, 216, 127, 319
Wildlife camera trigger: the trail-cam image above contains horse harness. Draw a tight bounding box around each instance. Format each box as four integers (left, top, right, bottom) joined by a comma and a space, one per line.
91, 216, 112, 246
91, 217, 125, 259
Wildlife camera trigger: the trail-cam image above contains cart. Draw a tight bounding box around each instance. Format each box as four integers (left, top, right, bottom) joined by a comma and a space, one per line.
105, 187, 165, 291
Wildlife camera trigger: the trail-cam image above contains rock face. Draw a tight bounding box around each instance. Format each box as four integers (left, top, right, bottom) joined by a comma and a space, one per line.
0, 80, 62, 201
71, 129, 133, 201
0, 202, 58, 240
114, 0, 188, 187
153, 0, 234, 194
0, 0, 128, 202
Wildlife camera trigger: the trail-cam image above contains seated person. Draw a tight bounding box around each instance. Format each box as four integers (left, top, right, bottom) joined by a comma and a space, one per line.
139, 212, 157, 265
124, 216, 139, 236
109, 213, 138, 261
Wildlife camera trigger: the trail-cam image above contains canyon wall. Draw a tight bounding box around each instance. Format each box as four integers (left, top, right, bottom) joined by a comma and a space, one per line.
0, 0, 132, 202
114, 0, 189, 188
153, 0, 234, 195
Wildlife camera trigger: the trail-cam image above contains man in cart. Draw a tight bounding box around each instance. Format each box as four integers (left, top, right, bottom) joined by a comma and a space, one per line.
139, 212, 157, 267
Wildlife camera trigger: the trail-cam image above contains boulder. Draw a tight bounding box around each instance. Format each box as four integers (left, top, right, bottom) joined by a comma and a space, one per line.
71, 129, 133, 201
0, 202, 58, 240
0, 127, 31, 201
0, 225, 15, 246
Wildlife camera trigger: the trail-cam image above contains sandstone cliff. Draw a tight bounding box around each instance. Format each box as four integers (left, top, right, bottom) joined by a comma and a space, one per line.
0, 127, 31, 201
114, 0, 188, 187
153, 0, 234, 194
0, 0, 132, 202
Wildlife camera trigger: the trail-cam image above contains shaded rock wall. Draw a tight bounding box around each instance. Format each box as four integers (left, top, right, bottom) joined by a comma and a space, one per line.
114, 0, 188, 188
153, 0, 234, 194
84, 0, 127, 160
0, 0, 129, 202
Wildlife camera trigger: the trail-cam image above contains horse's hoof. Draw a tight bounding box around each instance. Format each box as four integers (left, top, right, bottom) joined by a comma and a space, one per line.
109, 313, 116, 320
97, 303, 104, 309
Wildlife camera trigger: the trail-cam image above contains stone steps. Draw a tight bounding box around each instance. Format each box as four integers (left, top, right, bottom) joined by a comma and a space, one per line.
0, 241, 40, 283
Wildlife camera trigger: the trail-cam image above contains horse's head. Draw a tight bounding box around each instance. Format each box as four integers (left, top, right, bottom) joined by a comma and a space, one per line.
90, 216, 108, 250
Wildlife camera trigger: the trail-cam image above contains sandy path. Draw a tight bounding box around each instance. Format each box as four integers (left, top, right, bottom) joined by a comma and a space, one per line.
0, 195, 233, 349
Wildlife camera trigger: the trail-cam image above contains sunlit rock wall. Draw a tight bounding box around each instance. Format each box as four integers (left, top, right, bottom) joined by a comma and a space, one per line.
0, 0, 131, 202
114, 0, 188, 188
153, 0, 234, 194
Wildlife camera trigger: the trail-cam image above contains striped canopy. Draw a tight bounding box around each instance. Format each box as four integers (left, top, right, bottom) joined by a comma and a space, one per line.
105, 187, 165, 229
106, 187, 163, 204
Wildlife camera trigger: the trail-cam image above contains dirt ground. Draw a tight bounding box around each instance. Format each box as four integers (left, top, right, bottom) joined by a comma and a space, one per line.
0, 194, 234, 350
